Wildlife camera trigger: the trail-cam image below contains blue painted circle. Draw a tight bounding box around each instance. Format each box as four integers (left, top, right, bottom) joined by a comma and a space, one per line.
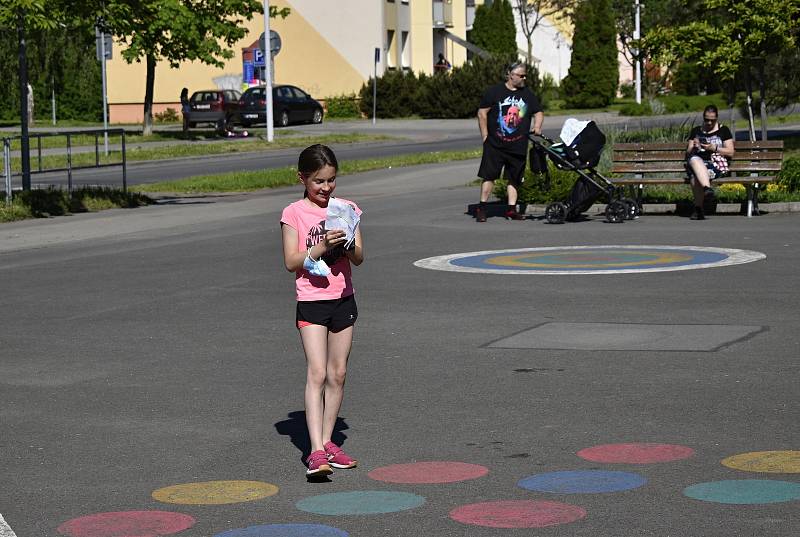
683, 480, 800, 504
517, 470, 647, 494
214, 524, 348, 537
296, 491, 425, 515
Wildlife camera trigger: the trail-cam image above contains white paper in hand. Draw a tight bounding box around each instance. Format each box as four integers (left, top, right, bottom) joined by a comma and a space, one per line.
324, 198, 360, 249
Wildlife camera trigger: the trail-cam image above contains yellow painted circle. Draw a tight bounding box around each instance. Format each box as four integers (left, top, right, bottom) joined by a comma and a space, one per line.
721, 451, 800, 474
152, 480, 279, 505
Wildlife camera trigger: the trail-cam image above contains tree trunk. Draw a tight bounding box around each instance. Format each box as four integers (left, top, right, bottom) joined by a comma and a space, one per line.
142, 54, 156, 136
758, 61, 768, 141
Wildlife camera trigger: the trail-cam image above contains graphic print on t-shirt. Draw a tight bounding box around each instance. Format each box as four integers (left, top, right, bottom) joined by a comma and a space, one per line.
496, 95, 529, 140
306, 219, 344, 265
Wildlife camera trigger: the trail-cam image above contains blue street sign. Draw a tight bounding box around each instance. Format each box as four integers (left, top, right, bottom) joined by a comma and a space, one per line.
253, 48, 265, 67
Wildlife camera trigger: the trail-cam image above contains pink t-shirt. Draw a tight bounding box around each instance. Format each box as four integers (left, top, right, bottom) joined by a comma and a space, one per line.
280, 197, 362, 301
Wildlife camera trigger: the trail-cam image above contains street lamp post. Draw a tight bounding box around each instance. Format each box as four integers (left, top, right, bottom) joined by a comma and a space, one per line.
263, 0, 274, 142
634, 0, 642, 104
17, 9, 31, 190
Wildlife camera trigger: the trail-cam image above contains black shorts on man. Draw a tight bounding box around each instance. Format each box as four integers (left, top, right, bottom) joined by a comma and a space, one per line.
296, 294, 358, 331
478, 143, 527, 186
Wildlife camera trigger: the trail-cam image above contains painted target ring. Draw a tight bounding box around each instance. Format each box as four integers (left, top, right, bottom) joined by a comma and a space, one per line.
414, 246, 765, 275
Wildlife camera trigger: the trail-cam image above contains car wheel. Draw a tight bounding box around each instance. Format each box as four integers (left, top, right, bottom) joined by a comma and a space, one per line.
279, 110, 289, 127
312, 108, 323, 124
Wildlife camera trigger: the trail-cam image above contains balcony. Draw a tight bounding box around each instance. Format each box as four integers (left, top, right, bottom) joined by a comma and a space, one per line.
432, 0, 453, 28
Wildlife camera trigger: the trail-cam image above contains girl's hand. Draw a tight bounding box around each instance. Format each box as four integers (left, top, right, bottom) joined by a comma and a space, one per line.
700, 142, 715, 152
324, 229, 347, 249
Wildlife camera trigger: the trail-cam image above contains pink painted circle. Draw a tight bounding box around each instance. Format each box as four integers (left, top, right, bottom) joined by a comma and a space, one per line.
57, 511, 195, 537
577, 443, 695, 464
368, 461, 489, 484
450, 500, 587, 528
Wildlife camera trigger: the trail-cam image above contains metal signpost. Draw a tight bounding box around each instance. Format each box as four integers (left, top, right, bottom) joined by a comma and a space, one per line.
96, 22, 112, 155
373, 47, 380, 125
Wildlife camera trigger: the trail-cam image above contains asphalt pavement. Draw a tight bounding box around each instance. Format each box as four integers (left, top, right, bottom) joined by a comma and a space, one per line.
1, 157, 799, 536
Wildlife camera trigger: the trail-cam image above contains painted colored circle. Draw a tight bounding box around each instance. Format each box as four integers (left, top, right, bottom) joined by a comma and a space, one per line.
517, 470, 647, 494
151, 480, 278, 505
368, 461, 489, 484
577, 443, 695, 464
683, 479, 800, 504
57, 511, 195, 537
449, 500, 587, 528
214, 524, 348, 537
721, 451, 800, 473
296, 491, 425, 515
414, 246, 765, 275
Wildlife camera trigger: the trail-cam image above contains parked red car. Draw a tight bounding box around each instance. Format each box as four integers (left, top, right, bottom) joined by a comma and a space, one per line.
185, 89, 241, 132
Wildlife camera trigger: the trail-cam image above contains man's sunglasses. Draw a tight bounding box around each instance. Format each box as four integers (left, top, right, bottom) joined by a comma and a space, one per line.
511, 72, 527, 79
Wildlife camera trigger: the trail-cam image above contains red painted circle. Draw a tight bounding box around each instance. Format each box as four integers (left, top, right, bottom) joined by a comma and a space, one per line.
368, 461, 489, 484
57, 511, 195, 537
577, 443, 695, 464
450, 500, 586, 528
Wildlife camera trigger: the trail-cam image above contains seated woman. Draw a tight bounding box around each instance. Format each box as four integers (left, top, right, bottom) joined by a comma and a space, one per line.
685, 104, 734, 220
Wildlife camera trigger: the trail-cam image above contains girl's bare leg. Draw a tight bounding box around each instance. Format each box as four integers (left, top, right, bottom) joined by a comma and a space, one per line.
299, 324, 330, 453
321, 326, 353, 444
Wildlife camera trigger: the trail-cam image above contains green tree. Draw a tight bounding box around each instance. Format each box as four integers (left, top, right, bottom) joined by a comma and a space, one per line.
513, 0, 577, 66
79, 0, 289, 135
644, 0, 800, 139
470, 0, 518, 58
562, 0, 619, 108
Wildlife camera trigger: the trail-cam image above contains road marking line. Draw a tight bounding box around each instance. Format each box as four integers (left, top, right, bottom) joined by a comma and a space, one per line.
0, 514, 18, 537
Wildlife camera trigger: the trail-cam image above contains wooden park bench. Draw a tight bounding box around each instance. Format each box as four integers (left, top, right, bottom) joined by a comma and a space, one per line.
610, 141, 784, 217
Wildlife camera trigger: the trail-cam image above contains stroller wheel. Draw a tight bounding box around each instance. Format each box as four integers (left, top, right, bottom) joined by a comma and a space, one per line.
620, 198, 637, 220
545, 202, 567, 224
605, 201, 627, 223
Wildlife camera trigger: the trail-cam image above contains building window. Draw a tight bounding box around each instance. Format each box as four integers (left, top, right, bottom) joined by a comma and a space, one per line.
386, 29, 396, 69
400, 31, 410, 69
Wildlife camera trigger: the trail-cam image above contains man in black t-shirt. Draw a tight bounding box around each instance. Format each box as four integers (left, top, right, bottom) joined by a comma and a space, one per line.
685, 104, 734, 220
475, 62, 544, 222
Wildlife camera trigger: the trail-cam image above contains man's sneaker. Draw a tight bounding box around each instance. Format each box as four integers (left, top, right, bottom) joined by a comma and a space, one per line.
475, 205, 487, 222
504, 208, 526, 220
690, 206, 705, 220
324, 441, 357, 469
306, 450, 333, 476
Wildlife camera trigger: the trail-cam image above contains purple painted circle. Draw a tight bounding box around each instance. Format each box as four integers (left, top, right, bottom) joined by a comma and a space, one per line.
449, 500, 587, 528
368, 461, 489, 484
57, 511, 195, 537
214, 524, 348, 537
518, 470, 647, 493
577, 443, 695, 464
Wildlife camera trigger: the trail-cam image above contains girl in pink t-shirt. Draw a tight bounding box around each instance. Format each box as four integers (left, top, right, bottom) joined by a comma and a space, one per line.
280, 144, 364, 478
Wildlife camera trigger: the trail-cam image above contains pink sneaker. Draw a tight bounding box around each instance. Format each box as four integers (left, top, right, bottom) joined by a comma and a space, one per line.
306, 449, 332, 476
324, 441, 357, 469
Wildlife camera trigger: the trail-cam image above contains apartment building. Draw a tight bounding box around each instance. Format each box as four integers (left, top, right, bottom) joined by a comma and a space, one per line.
106, 0, 481, 123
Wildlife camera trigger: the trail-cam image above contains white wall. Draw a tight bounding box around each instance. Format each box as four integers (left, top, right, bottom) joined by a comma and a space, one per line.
513, 11, 572, 82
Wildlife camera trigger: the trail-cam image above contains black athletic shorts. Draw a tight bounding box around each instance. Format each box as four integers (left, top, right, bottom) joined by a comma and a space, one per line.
478, 142, 527, 186
296, 294, 358, 331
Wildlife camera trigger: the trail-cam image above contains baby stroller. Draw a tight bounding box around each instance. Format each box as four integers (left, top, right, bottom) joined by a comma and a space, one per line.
529, 119, 640, 223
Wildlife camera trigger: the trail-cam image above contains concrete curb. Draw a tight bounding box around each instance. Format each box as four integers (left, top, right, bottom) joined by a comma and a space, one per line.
532, 202, 800, 216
